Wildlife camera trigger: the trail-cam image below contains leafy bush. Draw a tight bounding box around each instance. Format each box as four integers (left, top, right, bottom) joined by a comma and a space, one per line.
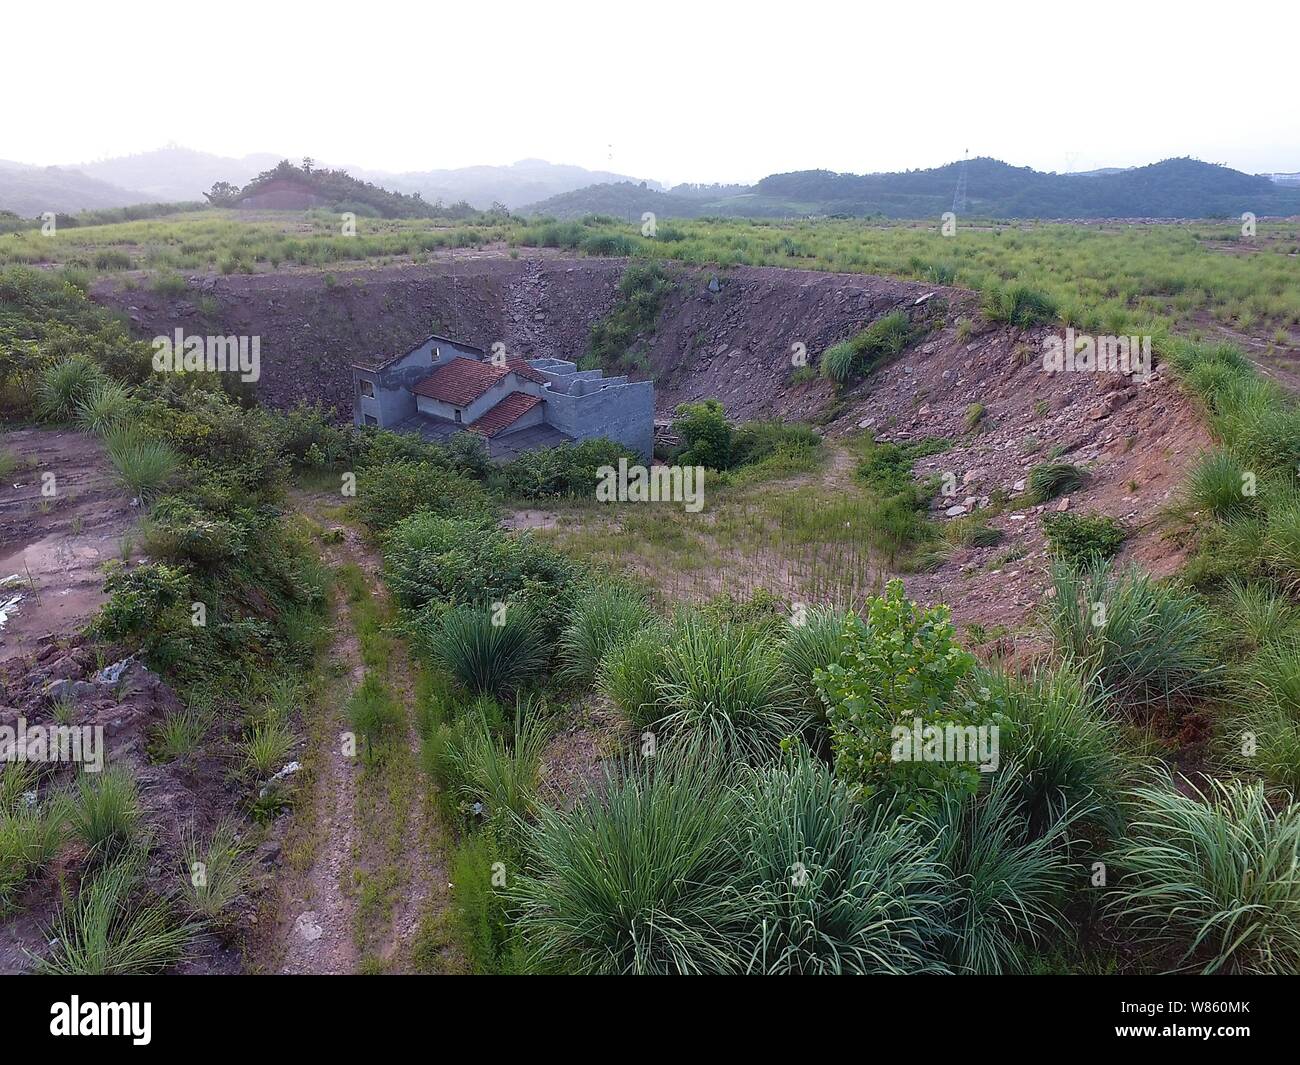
357, 460, 492, 531
384, 513, 583, 627
816, 580, 989, 811
498, 437, 637, 499
672, 399, 732, 470
559, 584, 656, 684
1107, 777, 1300, 974
1041, 512, 1127, 567
1044, 561, 1221, 712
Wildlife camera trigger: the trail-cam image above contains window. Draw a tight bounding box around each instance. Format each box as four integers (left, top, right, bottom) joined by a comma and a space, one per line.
363, 414, 378, 426
359, 378, 375, 398
433, 346, 441, 362
453, 409, 462, 423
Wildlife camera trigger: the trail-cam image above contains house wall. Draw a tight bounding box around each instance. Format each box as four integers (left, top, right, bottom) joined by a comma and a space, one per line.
543, 378, 654, 459
413, 372, 537, 425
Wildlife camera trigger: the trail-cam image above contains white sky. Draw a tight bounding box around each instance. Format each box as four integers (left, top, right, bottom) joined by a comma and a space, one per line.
4, 0, 1298, 184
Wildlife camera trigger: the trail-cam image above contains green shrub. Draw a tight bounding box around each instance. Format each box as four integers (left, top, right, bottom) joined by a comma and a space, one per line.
672, 399, 732, 470
500, 438, 638, 499
1107, 777, 1300, 974
587, 261, 673, 368
819, 311, 914, 382
815, 580, 988, 811
1044, 561, 1221, 712
431, 604, 549, 698
1026, 461, 1086, 503
1041, 512, 1127, 566
357, 460, 492, 531
945, 516, 1004, 548
448, 830, 517, 974
559, 584, 656, 684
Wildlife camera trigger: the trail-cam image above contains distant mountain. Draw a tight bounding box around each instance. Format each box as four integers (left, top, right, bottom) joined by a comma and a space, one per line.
348, 159, 666, 210
523, 157, 1300, 220
0, 161, 145, 217
75, 146, 282, 203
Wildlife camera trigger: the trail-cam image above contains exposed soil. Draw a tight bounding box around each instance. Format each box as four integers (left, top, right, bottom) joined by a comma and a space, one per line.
262, 496, 459, 975
0, 428, 140, 662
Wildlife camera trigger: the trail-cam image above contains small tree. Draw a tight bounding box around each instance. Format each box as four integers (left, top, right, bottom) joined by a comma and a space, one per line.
203, 181, 241, 207
673, 399, 732, 471
815, 580, 993, 811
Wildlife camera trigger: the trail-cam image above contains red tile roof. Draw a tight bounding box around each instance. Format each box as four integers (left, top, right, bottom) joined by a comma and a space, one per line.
506, 358, 547, 385
468, 393, 543, 437
410, 356, 547, 405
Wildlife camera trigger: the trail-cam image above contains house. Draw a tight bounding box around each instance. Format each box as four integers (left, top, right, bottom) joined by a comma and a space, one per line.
351, 334, 654, 460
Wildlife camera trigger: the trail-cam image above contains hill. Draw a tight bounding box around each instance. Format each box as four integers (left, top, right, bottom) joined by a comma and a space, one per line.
0, 161, 145, 216
76, 145, 281, 202
524, 157, 1300, 220
348, 158, 665, 210
227, 160, 480, 219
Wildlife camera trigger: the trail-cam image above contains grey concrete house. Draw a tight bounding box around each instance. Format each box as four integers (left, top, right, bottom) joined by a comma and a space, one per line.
351, 334, 653, 460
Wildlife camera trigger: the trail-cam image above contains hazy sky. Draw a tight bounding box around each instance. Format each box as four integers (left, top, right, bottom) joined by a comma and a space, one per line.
6, 0, 1298, 183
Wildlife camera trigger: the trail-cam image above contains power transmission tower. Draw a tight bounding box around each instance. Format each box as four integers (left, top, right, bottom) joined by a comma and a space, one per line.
952, 149, 969, 214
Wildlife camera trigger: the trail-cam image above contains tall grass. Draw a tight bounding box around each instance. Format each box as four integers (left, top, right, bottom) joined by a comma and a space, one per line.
510, 743, 744, 975
432, 604, 549, 697
103, 425, 181, 502
37, 851, 197, 974
558, 584, 656, 684
35, 355, 105, 422
736, 752, 946, 974
1107, 777, 1300, 974
69, 768, 139, 857
1044, 561, 1221, 712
